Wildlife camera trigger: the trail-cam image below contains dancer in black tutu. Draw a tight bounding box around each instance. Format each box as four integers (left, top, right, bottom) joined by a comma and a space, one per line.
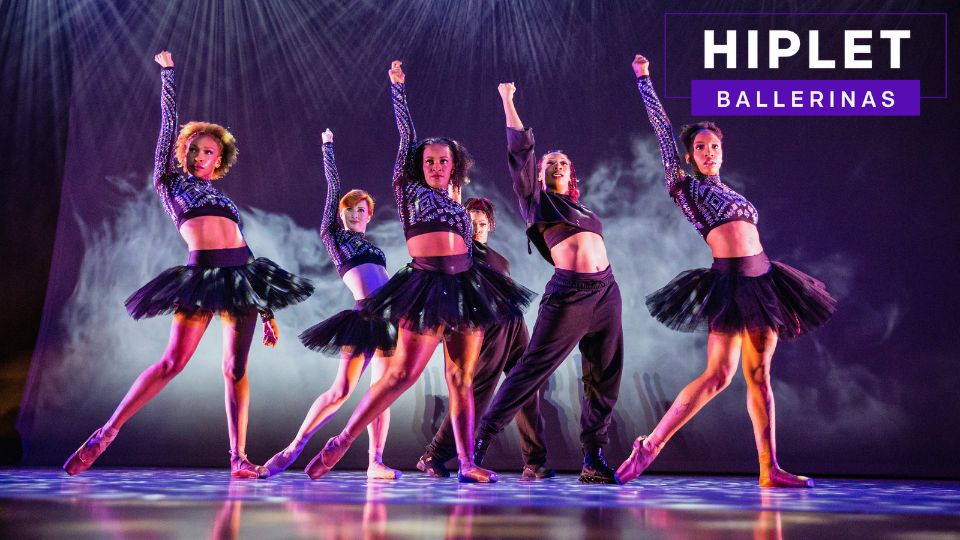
474, 82, 625, 485
63, 51, 313, 479
617, 54, 836, 487
416, 197, 554, 480
303, 61, 533, 483
262, 129, 401, 480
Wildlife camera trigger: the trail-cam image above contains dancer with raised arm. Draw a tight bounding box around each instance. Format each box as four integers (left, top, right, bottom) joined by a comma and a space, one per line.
618, 54, 836, 487
263, 128, 401, 480
63, 51, 313, 478
417, 197, 554, 480
303, 61, 533, 483
474, 82, 624, 484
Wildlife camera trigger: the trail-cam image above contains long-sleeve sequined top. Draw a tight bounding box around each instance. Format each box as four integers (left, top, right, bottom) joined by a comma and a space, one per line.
390, 82, 473, 253
506, 127, 603, 265
154, 67, 241, 229
320, 142, 387, 277
636, 75, 758, 240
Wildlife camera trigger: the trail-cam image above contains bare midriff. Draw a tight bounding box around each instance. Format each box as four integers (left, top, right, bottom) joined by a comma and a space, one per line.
706, 221, 763, 258
342, 263, 391, 301
549, 231, 609, 273
178, 215, 246, 251
406, 231, 469, 258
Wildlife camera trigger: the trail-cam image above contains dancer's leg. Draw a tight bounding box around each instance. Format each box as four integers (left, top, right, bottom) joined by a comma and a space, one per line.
367, 352, 402, 479
264, 348, 369, 475
443, 327, 498, 482
305, 325, 440, 479
221, 311, 261, 478
63, 310, 213, 475
741, 328, 812, 488
617, 331, 741, 483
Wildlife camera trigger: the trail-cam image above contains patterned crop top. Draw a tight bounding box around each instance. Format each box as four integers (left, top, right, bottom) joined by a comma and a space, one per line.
636, 75, 758, 240
391, 83, 473, 253
320, 141, 387, 277
506, 127, 604, 265
153, 68, 241, 229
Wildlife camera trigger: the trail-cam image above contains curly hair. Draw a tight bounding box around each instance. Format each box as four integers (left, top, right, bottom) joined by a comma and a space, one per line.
537, 150, 580, 202
339, 189, 375, 218
464, 197, 496, 232
175, 121, 238, 179
678, 121, 723, 172
406, 137, 474, 190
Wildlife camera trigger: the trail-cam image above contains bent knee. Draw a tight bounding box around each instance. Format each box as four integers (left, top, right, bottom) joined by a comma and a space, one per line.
383, 368, 417, 390
157, 355, 188, 378
703, 370, 736, 393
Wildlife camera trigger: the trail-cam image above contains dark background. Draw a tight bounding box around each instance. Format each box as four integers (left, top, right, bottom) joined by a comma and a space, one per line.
2, 0, 957, 477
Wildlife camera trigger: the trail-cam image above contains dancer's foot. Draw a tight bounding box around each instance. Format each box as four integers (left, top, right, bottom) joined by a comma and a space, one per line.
416, 453, 451, 478
760, 467, 814, 488
63, 426, 119, 476
616, 436, 659, 485
229, 451, 267, 479
304, 435, 350, 480
579, 448, 619, 484
457, 462, 499, 483
367, 460, 402, 480
263, 443, 305, 477
521, 463, 556, 480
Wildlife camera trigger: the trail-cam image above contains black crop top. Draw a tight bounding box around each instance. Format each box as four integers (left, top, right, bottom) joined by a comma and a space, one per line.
320, 142, 387, 278
390, 83, 473, 253
637, 75, 758, 239
153, 68, 241, 229
506, 127, 603, 264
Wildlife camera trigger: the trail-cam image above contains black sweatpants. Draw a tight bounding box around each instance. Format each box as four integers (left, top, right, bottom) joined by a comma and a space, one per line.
425, 316, 547, 465
477, 266, 623, 453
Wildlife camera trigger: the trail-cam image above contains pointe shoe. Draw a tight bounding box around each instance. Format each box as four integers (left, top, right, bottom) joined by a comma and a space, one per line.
521, 463, 556, 480
416, 453, 451, 478
63, 426, 119, 476
760, 468, 814, 488
367, 460, 403, 480
229, 450, 268, 479
457, 462, 499, 483
263, 444, 305, 477
580, 448, 619, 484
304, 435, 350, 480
616, 436, 658, 485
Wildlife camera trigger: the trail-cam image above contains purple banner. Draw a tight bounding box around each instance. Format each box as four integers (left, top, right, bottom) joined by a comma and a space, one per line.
691, 79, 920, 116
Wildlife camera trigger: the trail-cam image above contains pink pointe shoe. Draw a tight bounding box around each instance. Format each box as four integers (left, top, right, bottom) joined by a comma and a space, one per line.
760, 467, 815, 488
229, 450, 268, 479
616, 436, 658, 485
263, 443, 305, 477
63, 426, 118, 476
304, 435, 350, 480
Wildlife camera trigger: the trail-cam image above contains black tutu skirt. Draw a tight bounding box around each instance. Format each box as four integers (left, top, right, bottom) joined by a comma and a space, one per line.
361, 254, 535, 334
125, 247, 314, 319
299, 301, 398, 357
646, 252, 836, 340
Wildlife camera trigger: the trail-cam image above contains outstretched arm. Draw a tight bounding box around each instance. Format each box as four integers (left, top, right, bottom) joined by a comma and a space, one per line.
633, 54, 685, 194
499, 83, 524, 130
389, 60, 416, 191
500, 83, 537, 201
153, 51, 177, 192
320, 128, 343, 249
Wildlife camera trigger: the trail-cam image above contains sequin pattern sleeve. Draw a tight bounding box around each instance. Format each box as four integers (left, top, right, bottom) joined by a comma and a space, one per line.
153, 68, 178, 214
637, 75, 686, 196
391, 82, 416, 228
320, 141, 344, 263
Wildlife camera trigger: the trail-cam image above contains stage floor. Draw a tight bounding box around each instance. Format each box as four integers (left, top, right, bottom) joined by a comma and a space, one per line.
1, 468, 959, 539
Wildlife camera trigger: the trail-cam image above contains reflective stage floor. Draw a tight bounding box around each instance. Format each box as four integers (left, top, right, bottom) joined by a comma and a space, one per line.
1, 468, 959, 539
